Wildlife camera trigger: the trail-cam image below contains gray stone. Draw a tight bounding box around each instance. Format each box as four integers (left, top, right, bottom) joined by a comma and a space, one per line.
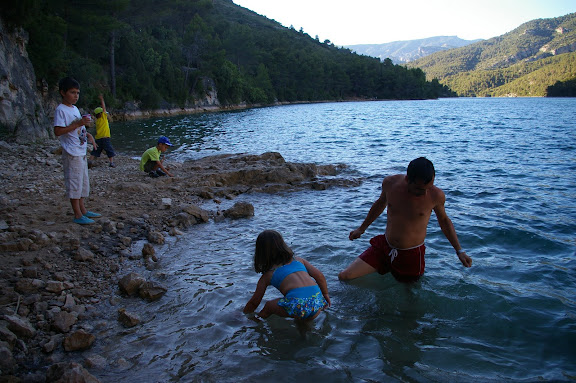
45, 362, 101, 383
63, 330, 95, 352
223, 201, 255, 219
181, 204, 210, 222
0, 342, 15, 374
138, 281, 167, 301
117, 308, 141, 327
118, 273, 145, 296
147, 231, 165, 245
74, 247, 95, 262
52, 311, 78, 333
3, 314, 36, 338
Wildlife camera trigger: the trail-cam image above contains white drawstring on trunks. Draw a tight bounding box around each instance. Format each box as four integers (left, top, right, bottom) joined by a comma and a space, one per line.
385, 236, 424, 263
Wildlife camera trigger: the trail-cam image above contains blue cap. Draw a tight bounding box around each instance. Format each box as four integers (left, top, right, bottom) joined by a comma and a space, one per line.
158, 136, 173, 146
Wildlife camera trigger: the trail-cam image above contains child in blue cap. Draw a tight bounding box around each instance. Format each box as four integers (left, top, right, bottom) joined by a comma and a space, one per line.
140, 136, 174, 177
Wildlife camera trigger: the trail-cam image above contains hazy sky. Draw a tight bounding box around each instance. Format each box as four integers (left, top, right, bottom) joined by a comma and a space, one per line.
232, 0, 576, 46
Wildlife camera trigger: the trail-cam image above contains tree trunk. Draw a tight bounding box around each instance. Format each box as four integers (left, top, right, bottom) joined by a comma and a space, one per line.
110, 30, 116, 98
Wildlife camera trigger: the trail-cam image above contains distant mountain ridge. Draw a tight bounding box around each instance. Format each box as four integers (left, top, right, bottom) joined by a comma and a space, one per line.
346, 36, 482, 64
406, 12, 576, 96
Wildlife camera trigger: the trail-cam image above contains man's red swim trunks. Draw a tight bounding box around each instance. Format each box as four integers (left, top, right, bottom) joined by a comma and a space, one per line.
359, 235, 425, 282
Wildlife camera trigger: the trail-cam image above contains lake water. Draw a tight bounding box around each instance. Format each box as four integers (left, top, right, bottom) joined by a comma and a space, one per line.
94, 98, 576, 382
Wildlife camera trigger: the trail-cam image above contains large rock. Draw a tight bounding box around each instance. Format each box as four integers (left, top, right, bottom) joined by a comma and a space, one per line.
45, 362, 101, 383
181, 204, 210, 222
52, 311, 78, 333
223, 202, 254, 219
63, 330, 95, 352
118, 273, 145, 296
0, 18, 51, 143
118, 308, 140, 327
3, 314, 36, 338
0, 341, 15, 374
138, 281, 167, 301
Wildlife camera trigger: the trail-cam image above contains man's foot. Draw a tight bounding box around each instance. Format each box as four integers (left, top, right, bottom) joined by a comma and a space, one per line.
109, 162, 116, 168
84, 211, 101, 218
73, 216, 95, 225
148, 171, 159, 178
88, 160, 95, 169
156, 169, 167, 176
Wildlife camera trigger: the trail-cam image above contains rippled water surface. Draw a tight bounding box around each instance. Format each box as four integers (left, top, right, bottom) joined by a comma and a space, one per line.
96, 98, 575, 382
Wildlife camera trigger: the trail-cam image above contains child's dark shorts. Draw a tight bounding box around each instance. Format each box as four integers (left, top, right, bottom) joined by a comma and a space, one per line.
91, 137, 116, 158
359, 235, 426, 283
143, 160, 159, 173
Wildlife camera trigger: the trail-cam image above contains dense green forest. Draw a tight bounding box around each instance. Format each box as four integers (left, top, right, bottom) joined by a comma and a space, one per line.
547, 78, 576, 96
441, 52, 576, 96
0, 0, 452, 110
407, 13, 576, 97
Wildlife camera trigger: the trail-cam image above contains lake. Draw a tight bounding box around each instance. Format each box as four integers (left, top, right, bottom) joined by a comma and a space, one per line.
94, 98, 576, 382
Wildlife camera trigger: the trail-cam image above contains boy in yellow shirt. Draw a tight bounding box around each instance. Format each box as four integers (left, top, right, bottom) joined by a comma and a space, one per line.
89, 94, 116, 168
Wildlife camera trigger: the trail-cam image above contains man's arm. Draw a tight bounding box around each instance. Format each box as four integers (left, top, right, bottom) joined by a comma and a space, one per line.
434, 192, 472, 267
349, 177, 390, 240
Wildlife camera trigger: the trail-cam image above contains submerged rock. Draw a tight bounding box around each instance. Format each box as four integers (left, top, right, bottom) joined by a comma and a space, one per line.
118, 308, 141, 327
63, 330, 95, 352
45, 362, 101, 383
138, 281, 167, 301
118, 273, 146, 296
223, 202, 255, 219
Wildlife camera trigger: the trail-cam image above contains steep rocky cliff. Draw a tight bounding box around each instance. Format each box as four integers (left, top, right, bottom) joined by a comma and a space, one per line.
0, 18, 51, 143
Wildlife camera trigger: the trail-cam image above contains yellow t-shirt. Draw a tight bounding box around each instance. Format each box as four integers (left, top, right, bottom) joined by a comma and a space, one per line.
140, 146, 161, 171
94, 112, 110, 139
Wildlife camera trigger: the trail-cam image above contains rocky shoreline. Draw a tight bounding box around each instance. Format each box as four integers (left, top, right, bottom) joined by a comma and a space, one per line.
0, 141, 361, 382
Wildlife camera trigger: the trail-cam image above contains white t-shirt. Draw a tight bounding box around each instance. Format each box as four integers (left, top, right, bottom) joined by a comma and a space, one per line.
54, 103, 88, 156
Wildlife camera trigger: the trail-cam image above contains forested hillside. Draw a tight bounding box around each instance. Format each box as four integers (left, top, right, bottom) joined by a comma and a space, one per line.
0, 0, 451, 111
407, 13, 576, 97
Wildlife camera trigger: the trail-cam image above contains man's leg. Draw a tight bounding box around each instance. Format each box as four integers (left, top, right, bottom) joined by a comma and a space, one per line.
338, 257, 377, 281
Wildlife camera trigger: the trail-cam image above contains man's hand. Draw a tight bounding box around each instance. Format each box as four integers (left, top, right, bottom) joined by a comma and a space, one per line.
458, 252, 473, 267
349, 228, 365, 241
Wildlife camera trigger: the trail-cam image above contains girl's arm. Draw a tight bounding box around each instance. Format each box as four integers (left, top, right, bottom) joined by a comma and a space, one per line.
297, 257, 331, 307
243, 273, 271, 314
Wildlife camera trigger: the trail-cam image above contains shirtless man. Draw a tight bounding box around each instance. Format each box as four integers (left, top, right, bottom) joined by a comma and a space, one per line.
339, 157, 472, 282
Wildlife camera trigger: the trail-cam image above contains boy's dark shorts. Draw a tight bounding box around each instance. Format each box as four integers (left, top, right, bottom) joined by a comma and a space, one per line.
143, 160, 158, 173
91, 137, 116, 158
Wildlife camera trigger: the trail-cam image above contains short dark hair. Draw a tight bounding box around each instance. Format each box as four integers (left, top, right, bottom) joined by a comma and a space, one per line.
254, 230, 294, 273
407, 157, 435, 184
58, 77, 80, 93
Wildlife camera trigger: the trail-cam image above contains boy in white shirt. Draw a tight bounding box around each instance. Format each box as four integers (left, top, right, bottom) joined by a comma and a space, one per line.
53, 77, 101, 225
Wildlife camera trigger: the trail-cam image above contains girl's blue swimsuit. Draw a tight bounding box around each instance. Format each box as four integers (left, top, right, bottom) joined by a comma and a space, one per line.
271, 260, 327, 319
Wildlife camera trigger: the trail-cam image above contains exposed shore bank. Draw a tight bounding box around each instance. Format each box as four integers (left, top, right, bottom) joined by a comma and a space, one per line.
0, 140, 361, 382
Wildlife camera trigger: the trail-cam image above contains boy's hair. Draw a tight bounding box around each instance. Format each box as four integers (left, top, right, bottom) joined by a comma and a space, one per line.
254, 230, 294, 273
407, 157, 435, 184
58, 77, 80, 93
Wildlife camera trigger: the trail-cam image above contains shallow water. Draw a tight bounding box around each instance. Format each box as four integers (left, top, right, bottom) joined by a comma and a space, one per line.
96, 98, 575, 382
